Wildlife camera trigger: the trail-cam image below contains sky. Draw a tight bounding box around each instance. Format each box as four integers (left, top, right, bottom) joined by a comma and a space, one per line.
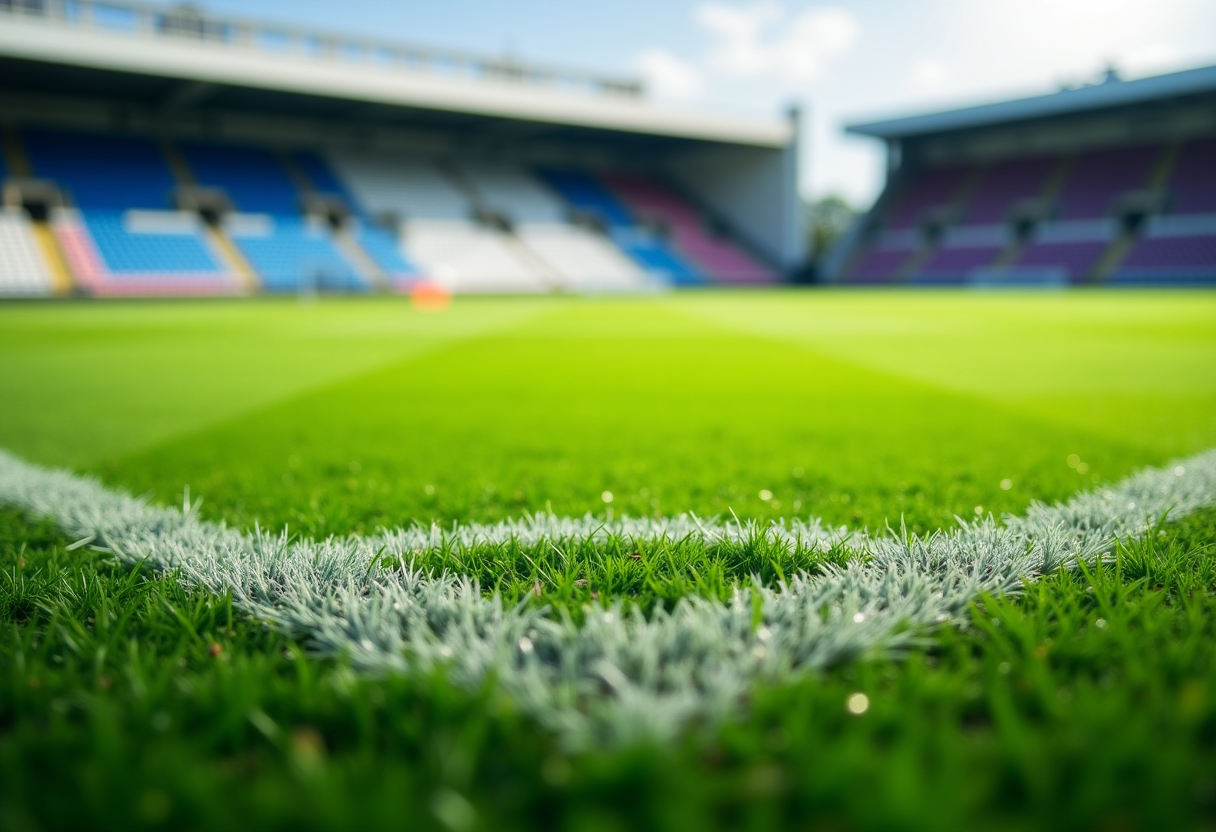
206, 0, 1216, 207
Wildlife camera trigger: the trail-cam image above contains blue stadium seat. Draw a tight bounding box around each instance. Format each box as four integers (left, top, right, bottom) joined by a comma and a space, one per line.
295, 150, 420, 280
25, 130, 176, 210
356, 225, 419, 278
611, 229, 704, 286
82, 212, 223, 274
295, 151, 352, 201
231, 217, 366, 292
538, 168, 704, 284
537, 168, 635, 227
179, 142, 301, 214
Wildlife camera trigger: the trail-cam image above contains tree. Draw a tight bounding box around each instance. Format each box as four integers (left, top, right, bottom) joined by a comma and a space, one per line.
806, 195, 857, 264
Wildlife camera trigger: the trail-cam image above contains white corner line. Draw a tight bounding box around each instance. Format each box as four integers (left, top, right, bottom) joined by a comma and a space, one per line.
1, 448, 1214, 748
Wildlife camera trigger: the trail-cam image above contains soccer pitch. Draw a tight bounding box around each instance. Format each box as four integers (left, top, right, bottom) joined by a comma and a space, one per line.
2, 290, 1215, 831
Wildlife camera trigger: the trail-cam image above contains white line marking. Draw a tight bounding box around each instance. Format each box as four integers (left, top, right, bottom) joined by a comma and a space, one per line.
1, 449, 1214, 748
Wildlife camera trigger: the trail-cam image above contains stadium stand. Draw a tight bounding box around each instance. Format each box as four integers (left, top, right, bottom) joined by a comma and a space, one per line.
0, 147, 54, 295
602, 173, 777, 284
293, 151, 421, 290
1111, 215, 1216, 285
884, 165, 974, 229
1168, 137, 1216, 215
327, 152, 471, 222
449, 161, 651, 291
179, 142, 366, 292
402, 220, 550, 294
22, 130, 238, 295
457, 162, 568, 225
325, 151, 556, 292
0, 208, 55, 295
1013, 219, 1119, 283
835, 64, 1216, 286
514, 224, 650, 292
1, 0, 804, 295
536, 169, 704, 286
1054, 144, 1160, 220
910, 225, 1011, 284
961, 156, 1058, 225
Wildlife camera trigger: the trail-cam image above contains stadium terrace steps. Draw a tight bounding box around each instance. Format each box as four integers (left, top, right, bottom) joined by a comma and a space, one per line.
0, 209, 55, 295
224, 215, 367, 293
456, 162, 568, 225
515, 223, 651, 292
179, 142, 301, 215
847, 247, 917, 284
602, 173, 777, 285
52, 210, 240, 296
842, 140, 1216, 286
20, 130, 240, 294
24, 130, 179, 212
327, 152, 472, 222
884, 165, 973, 229
12, 127, 732, 295
1054, 144, 1163, 220
1169, 138, 1216, 215
537, 169, 704, 285
1111, 214, 1216, 285
174, 143, 375, 292
403, 220, 550, 293
961, 157, 1057, 225
291, 151, 423, 289
908, 224, 1012, 283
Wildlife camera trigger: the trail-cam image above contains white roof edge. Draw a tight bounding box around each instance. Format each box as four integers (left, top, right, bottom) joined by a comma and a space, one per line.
0, 18, 792, 148
846, 63, 1216, 140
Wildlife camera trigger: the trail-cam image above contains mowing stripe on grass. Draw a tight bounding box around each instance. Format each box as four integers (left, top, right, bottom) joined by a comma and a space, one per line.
1, 449, 1214, 748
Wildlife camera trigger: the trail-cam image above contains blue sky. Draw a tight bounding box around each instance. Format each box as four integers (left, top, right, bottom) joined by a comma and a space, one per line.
206, 0, 1216, 206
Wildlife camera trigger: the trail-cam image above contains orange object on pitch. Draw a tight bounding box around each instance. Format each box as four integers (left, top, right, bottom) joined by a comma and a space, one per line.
409, 282, 452, 312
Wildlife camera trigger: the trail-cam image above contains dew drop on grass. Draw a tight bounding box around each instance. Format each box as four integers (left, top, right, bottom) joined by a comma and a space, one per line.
1094, 618, 1107, 629
759, 489, 773, 501
852, 612, 866, 623
601, 491, 613, 503
974, 506, 984, 515
1000, 478, 1013, 491
846, 693, 869, 715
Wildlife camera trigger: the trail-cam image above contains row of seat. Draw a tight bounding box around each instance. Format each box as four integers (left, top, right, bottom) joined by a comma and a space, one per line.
846, 138, 1216, 285
1, 127, 777, 295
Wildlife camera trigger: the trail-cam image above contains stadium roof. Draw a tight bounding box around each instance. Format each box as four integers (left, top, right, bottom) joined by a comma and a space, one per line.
846, 64, 1216, 140
0, 0, 792, 148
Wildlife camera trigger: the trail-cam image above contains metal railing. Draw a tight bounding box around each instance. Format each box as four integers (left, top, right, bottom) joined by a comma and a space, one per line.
0, 0, 646, 100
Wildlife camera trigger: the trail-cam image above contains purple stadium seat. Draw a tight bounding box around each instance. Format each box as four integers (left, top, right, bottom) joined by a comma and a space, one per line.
963, 157, 1056, 224
1055, 145, 1161, 220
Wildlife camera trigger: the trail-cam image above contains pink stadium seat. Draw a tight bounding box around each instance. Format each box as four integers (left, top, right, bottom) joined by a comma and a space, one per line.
602, 173, 777, 285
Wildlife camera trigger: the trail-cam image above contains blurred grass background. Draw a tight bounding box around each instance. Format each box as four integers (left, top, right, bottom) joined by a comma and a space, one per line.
1, 291, 1213, 536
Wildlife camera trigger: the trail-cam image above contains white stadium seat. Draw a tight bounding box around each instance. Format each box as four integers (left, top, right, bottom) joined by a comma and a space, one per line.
403, 220, 551, 293
0, 209, 55, 296
325, 152, 471, 221
515, 224, 651, 292
456, 162, 568, 224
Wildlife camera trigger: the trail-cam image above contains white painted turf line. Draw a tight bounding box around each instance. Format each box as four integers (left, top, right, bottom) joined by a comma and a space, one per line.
1, 449, 1214, 748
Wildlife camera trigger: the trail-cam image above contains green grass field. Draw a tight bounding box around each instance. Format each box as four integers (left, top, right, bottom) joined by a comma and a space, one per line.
2, 290, 1215, 831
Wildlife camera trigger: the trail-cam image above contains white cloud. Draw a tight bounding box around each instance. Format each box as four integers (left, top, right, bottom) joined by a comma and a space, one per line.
633, 48, 705, 100
910, 57, 950, 92
1120, 42, 1183, 76
695, 2, 860, 84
